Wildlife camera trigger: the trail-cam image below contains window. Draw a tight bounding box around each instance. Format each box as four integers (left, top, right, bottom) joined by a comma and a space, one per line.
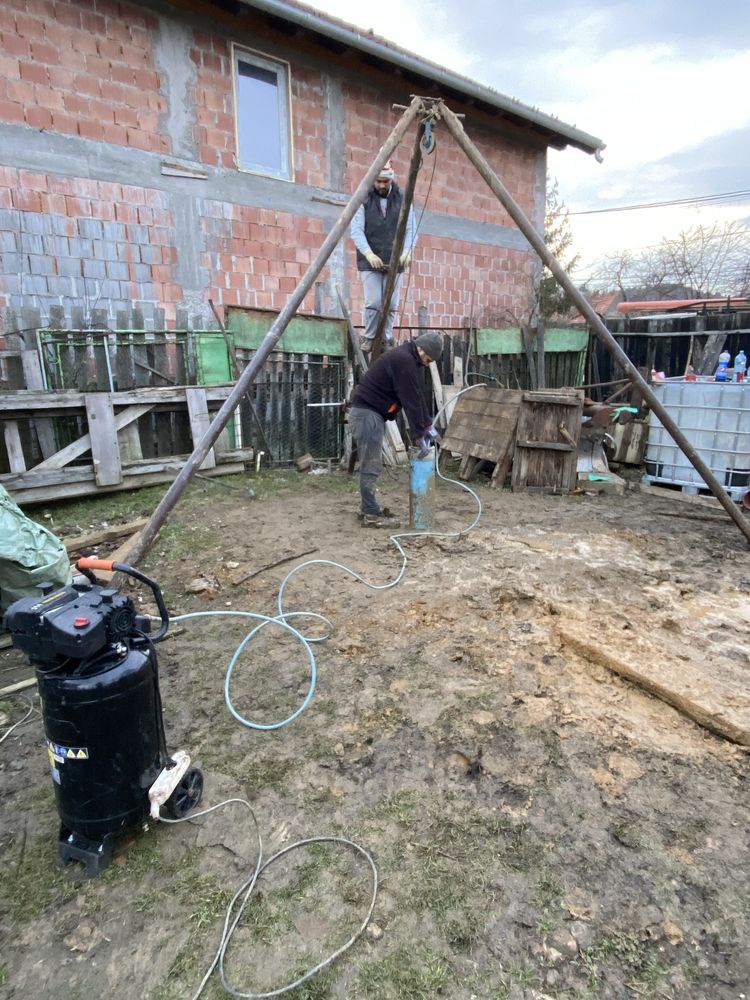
233, 46, 293, 180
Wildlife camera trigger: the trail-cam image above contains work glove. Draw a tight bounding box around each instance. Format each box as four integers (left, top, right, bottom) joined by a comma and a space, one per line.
415, 427, 439, 459
399, 250, 412, 268
364, 250, 384, 269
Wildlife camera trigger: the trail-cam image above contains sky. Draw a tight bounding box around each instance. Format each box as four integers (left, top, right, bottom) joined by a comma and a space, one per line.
308, 0, 750, 283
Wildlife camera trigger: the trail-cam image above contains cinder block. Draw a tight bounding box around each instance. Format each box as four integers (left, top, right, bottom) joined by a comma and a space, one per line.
78, 217, 104, 239
126, 222, 149, 244
82, 258, 106, 279
102, 222, 126, 242
57, 257, 82, 277
106, 260, 129, 281
26, 253, 56, 275
132, 262, 151, 282
92, 240, 117, 260
70, 237, 94, 258
138, 244, 158, 264
47, 276, 75, 296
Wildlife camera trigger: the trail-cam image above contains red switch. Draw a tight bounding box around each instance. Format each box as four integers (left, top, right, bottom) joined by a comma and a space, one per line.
74, 617, 90, 628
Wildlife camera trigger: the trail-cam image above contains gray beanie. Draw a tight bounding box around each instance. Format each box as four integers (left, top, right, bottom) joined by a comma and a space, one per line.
414, 332, 443, 361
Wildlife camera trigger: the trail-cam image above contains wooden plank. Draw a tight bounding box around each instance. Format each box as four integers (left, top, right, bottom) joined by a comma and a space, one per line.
3, 462, 245, 504
522, 391, 581, 406
516, 440, 574, 452
185, 386, 216, 469
627, 481, 724, 509
92, 528, 145, 582
20, 350, 57, 457
118, 421, 143, 463
85, 394, 122, 486
429, 361, 445, 425
558, 626, 750, 748
3, 420, 26, 473
0, 384, 238, 413
31, 403, 154, 472
62, 517, 150, 553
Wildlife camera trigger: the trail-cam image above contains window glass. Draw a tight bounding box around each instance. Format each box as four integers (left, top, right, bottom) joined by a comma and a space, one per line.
234, 49, 292, 180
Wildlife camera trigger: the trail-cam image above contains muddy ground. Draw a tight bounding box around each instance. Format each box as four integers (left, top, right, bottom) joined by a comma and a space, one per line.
1, 466, 749, 1000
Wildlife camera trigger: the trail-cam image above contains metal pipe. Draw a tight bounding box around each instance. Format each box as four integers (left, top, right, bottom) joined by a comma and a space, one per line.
438, 100, 750, 547
125, 98, 423, 568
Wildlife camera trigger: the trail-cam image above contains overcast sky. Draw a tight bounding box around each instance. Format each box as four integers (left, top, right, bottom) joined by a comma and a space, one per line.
310, 0, 750, 280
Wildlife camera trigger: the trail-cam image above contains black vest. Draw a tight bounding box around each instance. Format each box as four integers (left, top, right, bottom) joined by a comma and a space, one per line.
356, 183, 404, 271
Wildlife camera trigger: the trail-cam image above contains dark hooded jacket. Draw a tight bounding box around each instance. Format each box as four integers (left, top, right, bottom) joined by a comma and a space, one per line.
351, 341, 431, 436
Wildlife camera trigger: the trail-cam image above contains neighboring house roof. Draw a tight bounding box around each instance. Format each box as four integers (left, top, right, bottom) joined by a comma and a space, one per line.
556, 289, 623, 326
617, 297, 750, 313
230, 0, 606, 158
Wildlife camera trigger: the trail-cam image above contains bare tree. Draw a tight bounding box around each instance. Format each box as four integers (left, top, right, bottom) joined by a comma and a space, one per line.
590, 221, 750, 299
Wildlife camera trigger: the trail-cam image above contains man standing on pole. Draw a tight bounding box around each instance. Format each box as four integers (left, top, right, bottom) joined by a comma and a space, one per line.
350, 160, 417, 352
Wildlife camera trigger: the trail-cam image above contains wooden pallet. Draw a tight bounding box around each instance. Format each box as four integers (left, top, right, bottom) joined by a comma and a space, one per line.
440, 387, 523, 488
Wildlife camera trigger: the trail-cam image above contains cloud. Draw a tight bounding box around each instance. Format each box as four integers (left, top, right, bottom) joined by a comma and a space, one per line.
309, 0, 750, 264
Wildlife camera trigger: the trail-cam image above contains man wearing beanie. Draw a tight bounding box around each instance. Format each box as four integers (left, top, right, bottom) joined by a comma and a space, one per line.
350, 160, 417, 352
349, 333, 442, 526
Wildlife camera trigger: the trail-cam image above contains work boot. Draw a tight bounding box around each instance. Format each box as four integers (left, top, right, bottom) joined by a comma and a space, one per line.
362, 513, 401, 529
357, 506, 396, 521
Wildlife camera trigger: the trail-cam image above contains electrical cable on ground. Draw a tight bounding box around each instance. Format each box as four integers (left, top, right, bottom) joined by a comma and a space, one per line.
161, 386, 485, 996
0, 693, 35, 746
158, 799, 379, 1000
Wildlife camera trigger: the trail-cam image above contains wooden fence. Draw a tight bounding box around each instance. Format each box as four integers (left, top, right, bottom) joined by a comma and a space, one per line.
0, 384, 253, 505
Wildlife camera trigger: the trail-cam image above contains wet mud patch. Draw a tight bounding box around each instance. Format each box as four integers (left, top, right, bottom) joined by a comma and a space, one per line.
1, 472, 749, 999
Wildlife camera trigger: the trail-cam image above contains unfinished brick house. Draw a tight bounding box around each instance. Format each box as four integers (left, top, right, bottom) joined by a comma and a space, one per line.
0, 0, 603, 337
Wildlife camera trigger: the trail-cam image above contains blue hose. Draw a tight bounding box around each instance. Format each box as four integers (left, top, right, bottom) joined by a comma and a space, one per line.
175, 386, 486, 730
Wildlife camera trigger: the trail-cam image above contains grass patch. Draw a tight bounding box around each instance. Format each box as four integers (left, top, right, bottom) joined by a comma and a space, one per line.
357, 944, 450, 999
30, 484, 169, 534
0, 835, 80, 923
489, 961, 542, 998
579, 929, 669, 994
367, 789, 424, 827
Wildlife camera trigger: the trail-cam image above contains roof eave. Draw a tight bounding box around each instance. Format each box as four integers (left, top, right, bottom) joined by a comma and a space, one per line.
237, 0, 606, 157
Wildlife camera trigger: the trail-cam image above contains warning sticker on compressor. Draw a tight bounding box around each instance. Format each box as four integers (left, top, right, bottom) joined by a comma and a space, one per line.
47, 740, 89, 762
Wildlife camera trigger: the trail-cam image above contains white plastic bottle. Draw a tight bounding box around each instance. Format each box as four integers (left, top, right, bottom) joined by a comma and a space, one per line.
733, 349, 746, 383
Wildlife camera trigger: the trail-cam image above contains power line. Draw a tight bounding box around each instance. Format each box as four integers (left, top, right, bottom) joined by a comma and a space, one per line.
569, 189, 750, 216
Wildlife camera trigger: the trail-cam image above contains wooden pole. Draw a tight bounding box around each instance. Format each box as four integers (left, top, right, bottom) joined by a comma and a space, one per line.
371, 121, 424, 361
438, 100, 750, 548
125, 98, 424, 568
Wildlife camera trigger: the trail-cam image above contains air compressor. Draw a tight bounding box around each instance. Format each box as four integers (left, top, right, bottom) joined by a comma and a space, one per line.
3, 558, 202, 876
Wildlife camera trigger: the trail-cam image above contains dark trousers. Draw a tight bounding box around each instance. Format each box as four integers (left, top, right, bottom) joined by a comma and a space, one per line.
349, 406, 385, 514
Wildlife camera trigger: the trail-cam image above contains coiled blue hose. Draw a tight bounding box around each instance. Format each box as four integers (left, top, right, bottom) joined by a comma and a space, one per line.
174, 386, 486, 730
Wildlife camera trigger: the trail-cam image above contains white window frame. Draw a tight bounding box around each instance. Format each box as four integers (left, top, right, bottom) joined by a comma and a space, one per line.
232, 44, 294, 182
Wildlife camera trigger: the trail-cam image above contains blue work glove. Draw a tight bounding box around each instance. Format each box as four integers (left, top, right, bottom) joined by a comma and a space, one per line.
424, 425, 439, 443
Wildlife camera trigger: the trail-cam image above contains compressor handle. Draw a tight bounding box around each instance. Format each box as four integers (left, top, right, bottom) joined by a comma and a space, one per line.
76, 559, 170, 641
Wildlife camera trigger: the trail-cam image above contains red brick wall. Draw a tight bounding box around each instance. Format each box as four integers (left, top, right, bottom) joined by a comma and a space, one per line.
0, 0, 543, 333
0, 0, 167, 153
201, 202, 322, 313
